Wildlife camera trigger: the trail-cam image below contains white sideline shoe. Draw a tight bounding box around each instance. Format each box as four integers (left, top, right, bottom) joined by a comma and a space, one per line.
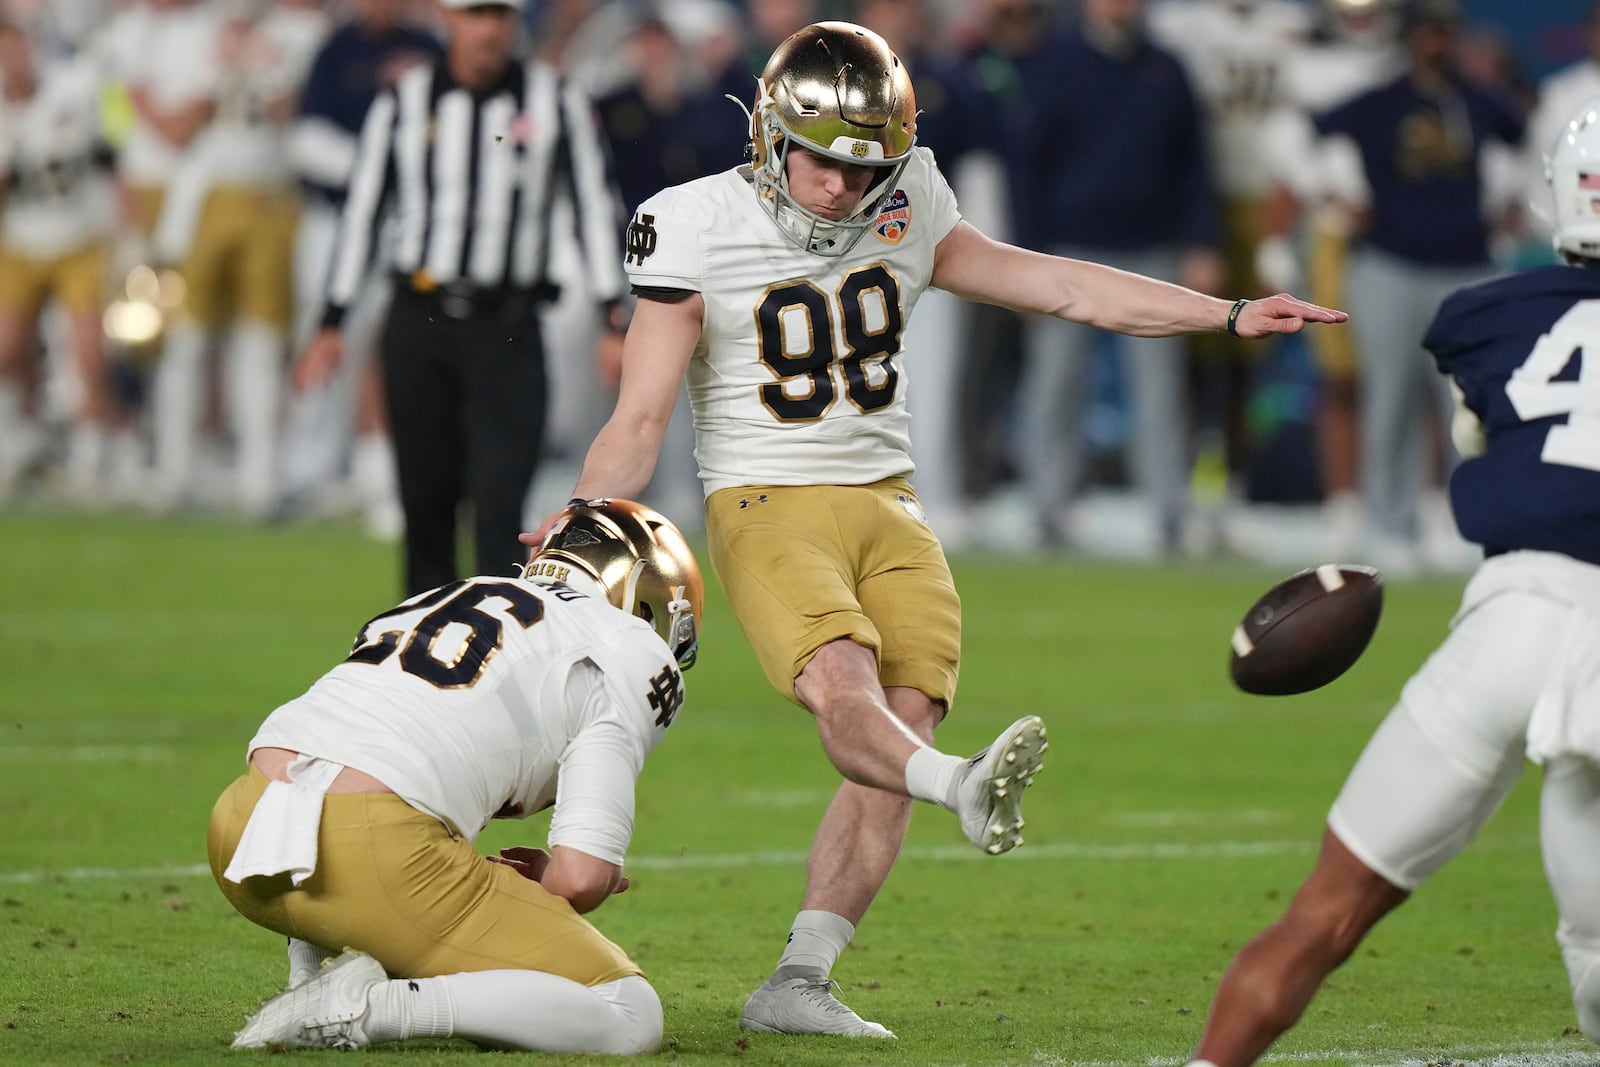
738, 966, 895, 1038
958, 715, 1048, 854
232, 948, 385, 1050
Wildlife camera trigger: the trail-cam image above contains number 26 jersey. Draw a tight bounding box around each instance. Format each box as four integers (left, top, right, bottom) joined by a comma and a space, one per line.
248, 576, 684, 858
623, 147, 963, 494
1425, 265, 1600, 566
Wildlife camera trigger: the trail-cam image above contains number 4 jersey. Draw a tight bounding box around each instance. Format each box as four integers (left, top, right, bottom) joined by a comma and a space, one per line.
248, 576, 685, 863
1425, 265, 1600, 566
623, 149, 962, 494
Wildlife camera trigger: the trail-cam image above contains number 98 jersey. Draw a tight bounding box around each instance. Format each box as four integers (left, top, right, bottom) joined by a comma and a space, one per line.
1424, 265, 1600, 566
623, 148, 962, 494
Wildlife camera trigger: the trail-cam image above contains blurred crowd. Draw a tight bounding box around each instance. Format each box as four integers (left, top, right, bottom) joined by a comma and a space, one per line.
0, 0, 1587, 574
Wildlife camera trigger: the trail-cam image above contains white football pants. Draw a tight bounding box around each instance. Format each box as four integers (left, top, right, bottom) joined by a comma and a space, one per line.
1328, 551, 1600, 1038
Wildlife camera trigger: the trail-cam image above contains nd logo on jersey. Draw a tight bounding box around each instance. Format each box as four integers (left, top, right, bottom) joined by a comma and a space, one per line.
873, 190, 910, 244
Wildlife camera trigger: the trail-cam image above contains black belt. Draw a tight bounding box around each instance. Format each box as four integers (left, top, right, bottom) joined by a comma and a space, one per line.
396, 276, 560, 322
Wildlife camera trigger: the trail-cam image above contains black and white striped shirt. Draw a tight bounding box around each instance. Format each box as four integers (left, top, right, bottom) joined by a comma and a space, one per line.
320, 54, 624, 327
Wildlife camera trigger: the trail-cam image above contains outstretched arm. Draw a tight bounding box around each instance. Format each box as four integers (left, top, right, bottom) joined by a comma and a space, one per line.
929, 220, 1346, 339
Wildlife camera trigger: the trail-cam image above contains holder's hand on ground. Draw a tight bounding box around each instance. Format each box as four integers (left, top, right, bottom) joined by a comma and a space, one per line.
293, 328, 344, 393
1233, 293, 1348, 339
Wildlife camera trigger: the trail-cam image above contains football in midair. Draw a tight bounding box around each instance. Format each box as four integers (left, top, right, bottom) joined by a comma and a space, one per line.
1229, 564, 1384, 696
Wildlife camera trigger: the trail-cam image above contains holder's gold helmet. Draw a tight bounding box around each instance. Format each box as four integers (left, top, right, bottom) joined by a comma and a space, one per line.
529, 499, 704, 670
749, 21, 917, 257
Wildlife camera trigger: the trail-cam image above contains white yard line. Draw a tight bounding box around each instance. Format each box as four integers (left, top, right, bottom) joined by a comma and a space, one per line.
0, 836, 1542, 885
0, 744, 176, 763
1030, 1042, 1597, 1067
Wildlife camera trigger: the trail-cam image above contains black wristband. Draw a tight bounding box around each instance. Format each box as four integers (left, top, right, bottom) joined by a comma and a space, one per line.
1226, 298, 1249, 337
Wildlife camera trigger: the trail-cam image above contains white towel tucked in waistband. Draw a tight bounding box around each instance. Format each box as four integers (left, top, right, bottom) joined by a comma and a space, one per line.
223, 755, 345, 886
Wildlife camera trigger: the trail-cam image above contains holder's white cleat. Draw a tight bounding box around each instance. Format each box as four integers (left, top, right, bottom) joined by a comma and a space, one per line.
232, 948, 385, 1050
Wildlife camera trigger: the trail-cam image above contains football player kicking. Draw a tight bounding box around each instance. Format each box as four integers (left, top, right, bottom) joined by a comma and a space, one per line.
208, 500, 701, 1054
521, 21, 1345, 1039
1184, 98, 1600, 1067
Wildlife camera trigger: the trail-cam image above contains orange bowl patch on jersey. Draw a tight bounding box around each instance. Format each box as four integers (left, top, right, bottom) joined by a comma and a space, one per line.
873, 190, 910, 244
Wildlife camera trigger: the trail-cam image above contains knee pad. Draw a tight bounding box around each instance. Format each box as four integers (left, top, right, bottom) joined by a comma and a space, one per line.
1558, 922, 1600, 1041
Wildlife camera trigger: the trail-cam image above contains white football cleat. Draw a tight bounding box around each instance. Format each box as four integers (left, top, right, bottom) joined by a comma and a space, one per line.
738, 966, 895, 1038
957, 715, 1047, 854
285, 937, 335, 990
232, 948, 385, 1050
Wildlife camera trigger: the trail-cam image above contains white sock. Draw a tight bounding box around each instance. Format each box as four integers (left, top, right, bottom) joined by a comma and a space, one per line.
351, 431, 397, 506
66, 424, 107, 488
367, 971, 661, 1054
775, 910, 855, 975
905, 745, 967, 811
151, 321, 208, 501
224, 319, 284, 516
1187, 1060, 1220, 1067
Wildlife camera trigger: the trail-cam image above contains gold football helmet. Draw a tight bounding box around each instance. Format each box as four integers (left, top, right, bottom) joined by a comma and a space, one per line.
748, 21, 917, 257
529, 499, 704, 670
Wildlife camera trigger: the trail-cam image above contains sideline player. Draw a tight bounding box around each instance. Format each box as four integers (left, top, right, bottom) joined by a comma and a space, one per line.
1183, 98, 1600, 1067
524, 21, 1345, 1038
209, 499, 702, 1054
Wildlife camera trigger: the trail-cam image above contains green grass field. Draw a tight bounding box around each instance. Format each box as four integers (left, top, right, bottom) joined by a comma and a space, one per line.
0, 511, 1589, 1066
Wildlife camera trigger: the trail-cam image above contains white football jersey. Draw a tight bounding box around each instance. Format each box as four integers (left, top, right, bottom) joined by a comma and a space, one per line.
1148, 0, 1313, 198
248, 576, 685, 864
0, 56, 115, 257
189, 5, 329, 188
98, 2, 221, 187
625, 147, 962, 494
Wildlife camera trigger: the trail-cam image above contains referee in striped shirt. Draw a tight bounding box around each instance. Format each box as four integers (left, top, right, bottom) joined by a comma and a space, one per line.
294, 0, 626, 596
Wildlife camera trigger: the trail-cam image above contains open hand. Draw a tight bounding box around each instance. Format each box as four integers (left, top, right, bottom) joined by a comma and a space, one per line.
1232, 293, 1348, 339
489, 846, 552, 882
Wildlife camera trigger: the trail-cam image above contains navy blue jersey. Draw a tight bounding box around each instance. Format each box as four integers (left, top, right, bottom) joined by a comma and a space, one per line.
296, 21, 442, 205
1425, 265, 1600, 565
1317, 76, 1523, 266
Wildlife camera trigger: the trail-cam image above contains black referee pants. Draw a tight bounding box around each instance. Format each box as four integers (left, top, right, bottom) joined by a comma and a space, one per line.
381, 290, 546, 596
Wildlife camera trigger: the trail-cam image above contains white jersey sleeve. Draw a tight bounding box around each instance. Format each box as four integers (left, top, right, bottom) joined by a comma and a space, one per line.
624, 148, 961, 494
546, 643, 684, 865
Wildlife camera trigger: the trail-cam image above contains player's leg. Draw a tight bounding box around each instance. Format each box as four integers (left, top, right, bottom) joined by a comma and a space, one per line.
1307, 219, 1362, 557
380, 297, 465, 595
224, 190, 300, 518
1189, 829, 1408, 1067
1188, 585, 1547, 1067
1543, 756, 1600, 1041
725, 483, 1045, 1036
463, 307, 545, 580
1349, 249, 1424, 565
213, 779, 660, 1053
1020, 307, 1096, 547
0, 249, 47, 493
151, 190, 230, 510
1122, 329, 1192, 555
233, 950, 663, 1054
56, 245, 112, 496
